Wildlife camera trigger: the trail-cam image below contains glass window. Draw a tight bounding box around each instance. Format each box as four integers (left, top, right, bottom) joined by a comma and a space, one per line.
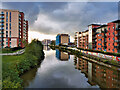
10, 12, 11, 22
6, 12, 8, 22
6, 38, 8, 41
10, 23, 11, 30
109, 38, 110, 40
6, 23, 8, 30
109, 43, 110, 46
113, 49, 114, 51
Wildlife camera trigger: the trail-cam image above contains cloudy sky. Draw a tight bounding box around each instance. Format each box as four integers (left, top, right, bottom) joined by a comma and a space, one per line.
2, 1, 119, 42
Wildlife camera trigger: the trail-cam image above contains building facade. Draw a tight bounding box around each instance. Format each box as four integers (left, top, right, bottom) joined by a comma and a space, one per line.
75, 30, 89, 49
0, 9, 28, 48
56, 34, 70, 46
75, 20, 120, 53
42, 39, 51, 46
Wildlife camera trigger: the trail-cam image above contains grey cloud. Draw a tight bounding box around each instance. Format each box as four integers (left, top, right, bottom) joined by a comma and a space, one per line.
2, 2, 118, 38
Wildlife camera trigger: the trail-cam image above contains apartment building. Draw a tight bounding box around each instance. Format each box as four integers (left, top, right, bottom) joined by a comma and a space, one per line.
75, 20, 120, 53
56, 34, 70, 46
75, 30, 89, 49
0, 9, 28, 48
42, 39, 51, 46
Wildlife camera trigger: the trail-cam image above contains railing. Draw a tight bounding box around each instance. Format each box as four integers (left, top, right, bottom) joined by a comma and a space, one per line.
0, 16, 4, 19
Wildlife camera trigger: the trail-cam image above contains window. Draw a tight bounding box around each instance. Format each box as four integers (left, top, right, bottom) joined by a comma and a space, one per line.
6, 31, 8, 37
10, 23, 11, 30
109, 43, 110, 46
109, 49, 110, 51
10, 31, 11, 37
109, 38, 110, 40
109, 33, 110, 35
113, 49, 114, 51
6, 38, 8, 41
113, 38, 114, 40
6, 12, 8, 22
6, 23, 8, 30
113, 26, 114, 29
10, 12, 11, 22
113, 32, 114, 35
6, 42, 8, 45
109, 28, 110, 30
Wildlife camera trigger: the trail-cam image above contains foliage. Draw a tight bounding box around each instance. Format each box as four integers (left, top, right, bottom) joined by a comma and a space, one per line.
2, 39, 44, 88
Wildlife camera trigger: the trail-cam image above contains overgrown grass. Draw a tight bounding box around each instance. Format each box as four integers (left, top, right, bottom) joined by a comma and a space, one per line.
2, 39, 44, 88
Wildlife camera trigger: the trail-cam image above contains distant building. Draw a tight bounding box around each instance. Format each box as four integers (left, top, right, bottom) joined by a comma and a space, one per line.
42, 39, 51, 46
0, 9, 28, 48
56, 34, 70, 46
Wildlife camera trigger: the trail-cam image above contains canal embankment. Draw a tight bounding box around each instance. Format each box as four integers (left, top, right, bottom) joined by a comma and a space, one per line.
2, 39, 44, 88
50, 45, 120, 68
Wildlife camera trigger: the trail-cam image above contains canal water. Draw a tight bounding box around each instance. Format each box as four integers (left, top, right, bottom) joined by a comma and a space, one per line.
21, 46, 120, 88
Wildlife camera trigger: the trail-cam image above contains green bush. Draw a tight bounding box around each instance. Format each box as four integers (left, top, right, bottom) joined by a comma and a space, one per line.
2, 39, 44, 88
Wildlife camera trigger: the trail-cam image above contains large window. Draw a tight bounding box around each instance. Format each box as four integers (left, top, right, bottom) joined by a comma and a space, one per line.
6, 12, 8, 22
6, 23, 8, 30
10, 12, 11, 22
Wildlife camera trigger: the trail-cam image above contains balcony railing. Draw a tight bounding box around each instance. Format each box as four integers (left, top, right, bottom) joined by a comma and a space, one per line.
0, 20, 4, 23
0, 24, 4, 27
0, 16, 4, 19
115, 34, 120, 36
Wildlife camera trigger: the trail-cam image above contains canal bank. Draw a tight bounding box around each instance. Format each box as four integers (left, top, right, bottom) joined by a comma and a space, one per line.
21, 46, 120, 88
2, 39, 44, 88
50, 46, 120, 67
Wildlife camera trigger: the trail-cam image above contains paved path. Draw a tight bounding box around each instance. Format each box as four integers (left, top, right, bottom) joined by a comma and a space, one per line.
0, 49, 25, 56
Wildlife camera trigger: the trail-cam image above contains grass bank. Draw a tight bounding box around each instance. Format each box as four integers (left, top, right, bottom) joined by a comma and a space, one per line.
2, 39, 44, 88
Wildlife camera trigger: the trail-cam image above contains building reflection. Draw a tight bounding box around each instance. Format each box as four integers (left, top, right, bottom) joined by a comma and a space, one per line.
74, 56, 120, 88
43, 46, 50, 51
56, 49, 70, 61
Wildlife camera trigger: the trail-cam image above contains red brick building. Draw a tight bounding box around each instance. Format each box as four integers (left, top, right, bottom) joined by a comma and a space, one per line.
75, 20, 120, 53
0, 9, 28, 48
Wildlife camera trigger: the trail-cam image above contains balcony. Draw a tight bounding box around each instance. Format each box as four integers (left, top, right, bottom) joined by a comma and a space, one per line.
0, 27, 4, 30
0, 16, 4, 19
114, 46, 120, 49
0, 20, 4, 23
115, 33, 120, 37
116, 25, 120, 31
0, 24, 4, 27
0, 12, 4, 15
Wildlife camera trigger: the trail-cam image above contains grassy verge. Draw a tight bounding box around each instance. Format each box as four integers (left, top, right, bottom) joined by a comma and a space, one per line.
2, 39, 44, 88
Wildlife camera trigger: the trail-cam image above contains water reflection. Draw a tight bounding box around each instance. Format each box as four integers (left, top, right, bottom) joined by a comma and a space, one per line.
21, 49, 120, 88
56, 49, 70, 61
43, 46, 50, 51
74, 56, 120, 88
20, 67, 38, 87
